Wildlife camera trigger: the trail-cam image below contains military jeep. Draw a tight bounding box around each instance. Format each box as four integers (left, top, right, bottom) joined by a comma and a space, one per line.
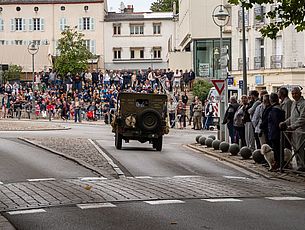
112, 92, 169, 151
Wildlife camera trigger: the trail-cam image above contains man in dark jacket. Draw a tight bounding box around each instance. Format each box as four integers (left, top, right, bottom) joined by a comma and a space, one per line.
268, 93, 285, 169
223, 96, 240, 143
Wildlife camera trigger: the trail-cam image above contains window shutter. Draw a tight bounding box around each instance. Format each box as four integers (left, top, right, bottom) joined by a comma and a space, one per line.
29, 18, 33, 31
90, 40, 96, 54
90, 17, 95, 31
78, 18, 83, 31
41, 18, 45, 31
22, 18, 26, 31
11, 19, 15, 32
0, 19, 3, 31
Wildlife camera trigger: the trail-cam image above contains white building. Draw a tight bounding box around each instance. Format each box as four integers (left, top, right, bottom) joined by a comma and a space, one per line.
0, 0, 105, 76
104, 5, 175, 71
231, 4, 305, 92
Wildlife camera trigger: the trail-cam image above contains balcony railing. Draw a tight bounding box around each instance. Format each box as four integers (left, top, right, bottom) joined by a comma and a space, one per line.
238, 57, 249, 71
254, 56, 265, 69
270, 55, 283, 69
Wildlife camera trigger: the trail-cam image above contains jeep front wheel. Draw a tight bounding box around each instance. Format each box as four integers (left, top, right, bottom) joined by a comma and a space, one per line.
115, 131, 122, 150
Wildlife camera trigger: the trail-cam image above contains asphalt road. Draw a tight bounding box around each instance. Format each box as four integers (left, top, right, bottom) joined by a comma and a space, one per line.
0, 122, 304, 229
5, 198, 305, 230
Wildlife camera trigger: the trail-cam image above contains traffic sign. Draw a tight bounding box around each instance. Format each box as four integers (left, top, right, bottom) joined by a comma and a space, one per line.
239, 80, 243, 89
211, 79, 225, 95
227, 77, 234, 85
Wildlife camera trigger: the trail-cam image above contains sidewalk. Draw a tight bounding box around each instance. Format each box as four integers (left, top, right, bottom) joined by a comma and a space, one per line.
188, 143, 305, 183
0, 119, 68, 131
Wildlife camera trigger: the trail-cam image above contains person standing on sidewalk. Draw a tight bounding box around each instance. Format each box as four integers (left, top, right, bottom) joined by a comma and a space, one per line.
193, 97, 203, 130
280, 87, 305, 171
74, 97, 81, 123
234, 95, 248, 147
168, 98, 176, 128
223, 96, 239, 144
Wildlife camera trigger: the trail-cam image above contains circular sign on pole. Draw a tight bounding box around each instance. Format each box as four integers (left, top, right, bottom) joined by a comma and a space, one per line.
27, 42, 39, 55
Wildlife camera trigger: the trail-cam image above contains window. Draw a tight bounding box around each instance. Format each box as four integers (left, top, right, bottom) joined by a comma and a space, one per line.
113, 49, 121, 59
153, 23, 161, 35
59, 17, 67, 31
130, 24, 144, 35
153, 48, 161, 59
83, 17, 90, 30
238, 8, 249, 28
79, 17, 94, 31
113, 24, 121, 35
15, 18, 22, 31
83, 39, 90, 51
0, 40, 5, 45
33, 40, 41, 45
130, 49, 135, 59
15, 40, 22, 45
60, 6, 65, 11
33, 18, 40, 31
140, 49, 144, 59
16, 7, 21, 11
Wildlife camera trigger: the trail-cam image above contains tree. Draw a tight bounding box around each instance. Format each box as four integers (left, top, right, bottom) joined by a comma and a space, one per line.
192, 79, 213, 102
150, 0, 179, 12
54, 27, 93, 76
229, 0, 305, 39
3, 65, 22, 83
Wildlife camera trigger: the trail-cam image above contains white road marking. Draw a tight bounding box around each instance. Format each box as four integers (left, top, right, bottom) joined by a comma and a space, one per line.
144, 200, 185, 205
223, 176, 249, 180
77, 203, 116, 209
135, 176, 152, 179
202, 198, 242, 202
8, 209, 46, 215
27, 178, 56, 182
266, 197, 305, 201
79, 177, 107, 181
173, 175, 201, 178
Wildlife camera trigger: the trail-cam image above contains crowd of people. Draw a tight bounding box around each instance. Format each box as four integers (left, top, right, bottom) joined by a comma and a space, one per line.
223, 87, 305, 172
0, 67, 198, 124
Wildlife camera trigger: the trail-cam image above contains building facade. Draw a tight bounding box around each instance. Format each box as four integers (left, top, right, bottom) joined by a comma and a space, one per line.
231, 3, 305, 92
104, 5, 174, 71
0, 0, 105, 73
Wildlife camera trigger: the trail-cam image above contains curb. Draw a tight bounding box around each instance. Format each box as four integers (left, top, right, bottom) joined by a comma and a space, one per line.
187, 144, 274, 180
0, 127, 71, 132
88, 139, 125, 178
18, 137, 108, 178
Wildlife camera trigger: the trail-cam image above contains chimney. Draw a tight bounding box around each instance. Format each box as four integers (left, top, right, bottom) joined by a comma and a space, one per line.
124, 5, 134, 13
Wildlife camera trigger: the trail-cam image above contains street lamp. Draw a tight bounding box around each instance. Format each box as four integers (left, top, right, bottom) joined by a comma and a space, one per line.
241, 3, 248, 95
212, 4, 230, 142
150, 49, 154, 70
27, 41, 39, 88
27, 41, 39, 115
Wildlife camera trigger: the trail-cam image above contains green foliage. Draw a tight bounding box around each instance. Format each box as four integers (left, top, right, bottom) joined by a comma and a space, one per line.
3, 65, 22, 82
228, 0, 305, 39
54, 27, 93, 76
150, 0, 179, 12
192, 79, 213, 102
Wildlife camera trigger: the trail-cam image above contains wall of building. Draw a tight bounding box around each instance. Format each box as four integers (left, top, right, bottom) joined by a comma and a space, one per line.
168, 51, 192, 71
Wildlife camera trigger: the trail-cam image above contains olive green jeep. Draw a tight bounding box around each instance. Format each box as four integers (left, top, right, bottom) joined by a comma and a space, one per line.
111, 92, 169, 151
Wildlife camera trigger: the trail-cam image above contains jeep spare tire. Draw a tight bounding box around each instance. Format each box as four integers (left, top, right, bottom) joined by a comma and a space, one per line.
137, 109, 161, 131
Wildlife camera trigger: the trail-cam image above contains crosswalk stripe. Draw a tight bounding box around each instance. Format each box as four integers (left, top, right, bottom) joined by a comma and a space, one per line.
202, 198, 242, 202
77, 203, 116, 209
79, 177, 107, 181
266, 197, 305, 201
223, 176, 249, 180
27, 178, 56, 182
144, 200, 185, 205
135, 176, 152, 179
8, 209, 46, 215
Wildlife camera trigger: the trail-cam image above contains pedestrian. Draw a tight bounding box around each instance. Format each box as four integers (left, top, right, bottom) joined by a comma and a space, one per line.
233, 95, 248, 147
280, 87, 305, 171
223, 96, 239, 143
259, 94, 272, 145
279, 87, 293, 119
204, 99, 214, 130
176, 100, 186, 129
74, 97, 81, 123
193, 97, 203, 130
268, 93, 285, 170
168, 98, 176, 128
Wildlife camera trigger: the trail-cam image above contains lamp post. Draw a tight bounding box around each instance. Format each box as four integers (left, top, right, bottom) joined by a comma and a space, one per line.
212, 5, 230, 142
27, 41, 39, 115
241, 4, 247, 95
150, 49, 154, 70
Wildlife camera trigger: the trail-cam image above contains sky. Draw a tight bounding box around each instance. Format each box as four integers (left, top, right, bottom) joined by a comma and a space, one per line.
107, 0, 155, 12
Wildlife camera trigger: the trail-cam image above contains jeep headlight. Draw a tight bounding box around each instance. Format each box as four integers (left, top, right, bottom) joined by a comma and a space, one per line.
125, 115, 136, 128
